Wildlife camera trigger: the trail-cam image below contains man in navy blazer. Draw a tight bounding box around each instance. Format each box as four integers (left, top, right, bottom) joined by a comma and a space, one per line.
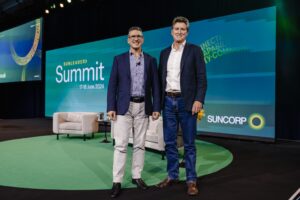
107, 26, 160, 198
156, 16, 207, 196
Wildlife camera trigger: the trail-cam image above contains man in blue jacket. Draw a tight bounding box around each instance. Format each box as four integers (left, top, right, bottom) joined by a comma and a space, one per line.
156, 16, 207, 196
107, 26, 160, 198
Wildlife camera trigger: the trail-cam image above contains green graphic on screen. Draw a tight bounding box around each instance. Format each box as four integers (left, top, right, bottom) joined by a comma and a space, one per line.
0, 18, 42, 83
46, 7, 276, 139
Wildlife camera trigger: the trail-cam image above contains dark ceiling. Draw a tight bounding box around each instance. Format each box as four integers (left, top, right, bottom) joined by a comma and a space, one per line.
0, 0, 92, 31
0, 0, 44, 16
0, 0, 90, 31
0, 0, 31, 13
0, 0, 48, 30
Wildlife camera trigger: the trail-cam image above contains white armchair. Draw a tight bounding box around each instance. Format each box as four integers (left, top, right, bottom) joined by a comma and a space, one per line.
111, 116, 165, 159
53, 112, 99, 141
110, 116, 185, 160
143, 116, 165, 151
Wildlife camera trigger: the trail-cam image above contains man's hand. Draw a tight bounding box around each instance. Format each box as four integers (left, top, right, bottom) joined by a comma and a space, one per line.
192, 101, 203, 115
107, 111, 117, 121
152, 112, 160, 120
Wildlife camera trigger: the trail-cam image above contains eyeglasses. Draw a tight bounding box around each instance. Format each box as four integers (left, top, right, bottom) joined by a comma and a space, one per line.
128, 35, 143, 39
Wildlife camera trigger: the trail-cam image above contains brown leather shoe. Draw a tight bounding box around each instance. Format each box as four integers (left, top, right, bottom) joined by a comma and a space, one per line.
187, 181, 198, 195
156, 177, 179, 188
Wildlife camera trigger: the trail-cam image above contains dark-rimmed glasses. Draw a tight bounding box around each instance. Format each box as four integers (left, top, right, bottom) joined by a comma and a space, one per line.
128, 35, 143, 39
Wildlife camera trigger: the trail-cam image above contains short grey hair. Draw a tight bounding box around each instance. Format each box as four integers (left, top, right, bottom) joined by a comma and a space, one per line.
172, 16, 190, 31
128, 26, 143, 35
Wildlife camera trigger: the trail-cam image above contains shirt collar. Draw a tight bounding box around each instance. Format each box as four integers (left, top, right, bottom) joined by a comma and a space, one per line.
172, 40, 186, 51
129, 50, 144, 58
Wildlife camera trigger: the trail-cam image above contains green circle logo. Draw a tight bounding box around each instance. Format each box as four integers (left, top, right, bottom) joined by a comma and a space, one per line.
248, 113, 265, 130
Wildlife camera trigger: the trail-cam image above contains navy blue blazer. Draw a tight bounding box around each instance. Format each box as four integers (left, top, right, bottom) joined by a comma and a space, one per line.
107, 52, 160, 115
159, 43, 207, 111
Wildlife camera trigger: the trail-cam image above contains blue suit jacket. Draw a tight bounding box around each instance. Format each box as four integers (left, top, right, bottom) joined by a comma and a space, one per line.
159, 43, 207, 111
107, 52, 160, 115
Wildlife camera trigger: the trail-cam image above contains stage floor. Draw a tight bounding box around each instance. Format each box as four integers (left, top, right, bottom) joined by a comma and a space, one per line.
0, 118, 299, 200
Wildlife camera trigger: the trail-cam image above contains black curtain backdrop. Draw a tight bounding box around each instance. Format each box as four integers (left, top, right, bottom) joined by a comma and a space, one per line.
0, 0, 299, 140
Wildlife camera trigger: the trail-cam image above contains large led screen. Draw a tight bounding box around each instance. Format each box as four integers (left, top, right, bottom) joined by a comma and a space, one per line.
46, 7, 276, 140
0, 18, 42, 83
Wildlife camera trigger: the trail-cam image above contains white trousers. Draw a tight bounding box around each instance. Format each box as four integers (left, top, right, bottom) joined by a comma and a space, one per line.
113, 102, 149, 183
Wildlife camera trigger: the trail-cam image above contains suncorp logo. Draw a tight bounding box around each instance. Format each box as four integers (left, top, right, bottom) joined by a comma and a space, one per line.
248, 113, 265, 130
207, 113, 266, 130
207, 115, 247, 125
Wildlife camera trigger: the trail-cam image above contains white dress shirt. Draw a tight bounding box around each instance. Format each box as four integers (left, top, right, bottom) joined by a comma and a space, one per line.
166, 41, 186, 92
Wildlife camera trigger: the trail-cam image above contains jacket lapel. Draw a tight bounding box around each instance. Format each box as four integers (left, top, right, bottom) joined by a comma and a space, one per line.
144, 54, 149, 83
180, 43, 189, 74
123, 52, 131, 80
163, 47, 172, 78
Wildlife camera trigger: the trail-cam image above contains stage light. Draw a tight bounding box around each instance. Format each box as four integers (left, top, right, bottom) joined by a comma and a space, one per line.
45, 9, 50, 14
59, 3, 64, 8
67, 0, 72, 3
50, 4, 56, 9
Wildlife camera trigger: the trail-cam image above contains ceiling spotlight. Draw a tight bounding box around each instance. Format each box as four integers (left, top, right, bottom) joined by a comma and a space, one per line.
67, 0, 72, 3
45, 9, 50, 14
60, 3, 64, 8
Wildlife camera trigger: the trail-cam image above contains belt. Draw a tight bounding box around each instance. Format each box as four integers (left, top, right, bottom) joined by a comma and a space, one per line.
165, 91, 181, 98
130, 96, 145, 103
